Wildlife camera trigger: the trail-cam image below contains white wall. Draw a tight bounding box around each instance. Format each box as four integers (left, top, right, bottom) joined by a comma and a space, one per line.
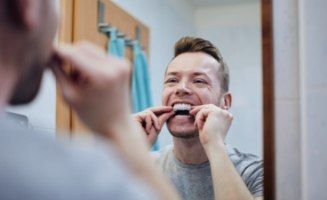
110, 0, 196, 147
301, 0, 327, 199
274, 0, 327, 199
273, 0, 302, 198
195, 1, 263, 156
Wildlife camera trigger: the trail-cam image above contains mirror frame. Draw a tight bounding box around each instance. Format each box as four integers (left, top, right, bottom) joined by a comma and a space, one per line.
261, 0, 275, 199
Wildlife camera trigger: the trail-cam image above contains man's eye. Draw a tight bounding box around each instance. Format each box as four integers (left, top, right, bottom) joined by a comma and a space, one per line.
165, 78, 178, 83
193, 79, 207, 84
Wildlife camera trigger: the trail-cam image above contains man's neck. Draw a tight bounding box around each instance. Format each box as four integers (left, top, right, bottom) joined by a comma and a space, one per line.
172, 136, 209, 165
0, 64, 17, 111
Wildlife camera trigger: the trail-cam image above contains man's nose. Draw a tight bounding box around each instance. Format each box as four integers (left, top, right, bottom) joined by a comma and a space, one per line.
175, 82, 192, 96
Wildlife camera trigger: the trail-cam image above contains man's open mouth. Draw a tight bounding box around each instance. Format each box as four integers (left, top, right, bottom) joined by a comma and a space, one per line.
173, 103, 192, 116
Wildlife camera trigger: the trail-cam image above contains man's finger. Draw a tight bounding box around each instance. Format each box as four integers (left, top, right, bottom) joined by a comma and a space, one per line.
190, 105, 206, 115
150, 106, 173, 115
194, 111, 203, 130
195, 109, 210, 130
158, 111, 174, 128
75, 41, 108, 59
149, 111, 160, 131
51, 64, 79, 103
145, 115, 152, 134
147, 127, 158, 145
55, 45, 103, 76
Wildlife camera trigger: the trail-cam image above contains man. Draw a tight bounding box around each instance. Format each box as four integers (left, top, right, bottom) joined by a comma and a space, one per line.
0, 0, 179, 199
134, 37, 263, 200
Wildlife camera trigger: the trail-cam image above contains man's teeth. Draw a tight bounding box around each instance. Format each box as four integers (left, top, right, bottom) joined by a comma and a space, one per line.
173, 103, 192, 111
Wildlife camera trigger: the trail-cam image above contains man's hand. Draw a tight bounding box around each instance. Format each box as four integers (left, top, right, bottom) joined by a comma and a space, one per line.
190, 104, 233, 148
133, 106, 174, 145
50, 42, 180, 200
191, 105, 257, 200
51, 42, 132, 136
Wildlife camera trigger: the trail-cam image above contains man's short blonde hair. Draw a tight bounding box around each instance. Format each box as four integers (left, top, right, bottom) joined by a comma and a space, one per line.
173, 37, 230, 92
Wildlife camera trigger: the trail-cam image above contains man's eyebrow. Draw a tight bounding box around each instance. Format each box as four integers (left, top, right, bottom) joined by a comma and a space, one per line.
166, 71, 210, 77
192, 72, 210, 78
166, 71, 179, 76
192, 72, 206, 75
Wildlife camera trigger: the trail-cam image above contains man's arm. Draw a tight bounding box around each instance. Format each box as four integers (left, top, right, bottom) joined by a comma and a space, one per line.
190, 104, 263, 200
205, 141, 257, 200
51, 42, 179, 200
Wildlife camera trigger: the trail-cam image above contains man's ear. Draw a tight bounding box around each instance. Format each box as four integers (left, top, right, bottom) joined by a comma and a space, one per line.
9, 0, 40, 29
220, 92, 232, 110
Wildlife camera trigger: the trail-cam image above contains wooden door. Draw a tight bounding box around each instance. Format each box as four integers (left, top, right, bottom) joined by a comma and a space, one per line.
57, 0, 150, 134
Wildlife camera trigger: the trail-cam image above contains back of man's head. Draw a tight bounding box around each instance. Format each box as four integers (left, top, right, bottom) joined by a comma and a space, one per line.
173, 37, 230, 92
0, 0, 58, 105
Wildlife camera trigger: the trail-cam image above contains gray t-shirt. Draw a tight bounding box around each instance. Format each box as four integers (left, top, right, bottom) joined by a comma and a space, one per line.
155, 145, 263, 200
0, 117, 156, 200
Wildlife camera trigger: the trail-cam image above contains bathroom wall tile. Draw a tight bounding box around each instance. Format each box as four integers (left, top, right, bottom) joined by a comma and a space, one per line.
275, 100, 302, 200
303, 88, 327, 199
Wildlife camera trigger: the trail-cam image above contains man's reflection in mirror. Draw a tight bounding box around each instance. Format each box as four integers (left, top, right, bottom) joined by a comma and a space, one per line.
134, 37, 264, 200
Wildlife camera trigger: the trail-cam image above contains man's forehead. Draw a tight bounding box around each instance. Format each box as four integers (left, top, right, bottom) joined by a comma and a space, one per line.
167, 52, 220, 73
166, 61, 220, 78
166, 69, 211, 76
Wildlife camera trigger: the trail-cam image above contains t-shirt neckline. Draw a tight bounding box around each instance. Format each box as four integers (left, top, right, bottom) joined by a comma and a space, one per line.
170, 148, 210, 170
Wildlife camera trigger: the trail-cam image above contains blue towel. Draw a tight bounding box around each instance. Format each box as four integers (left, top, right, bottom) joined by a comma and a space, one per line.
131, 41, 158, 150
131, 41, 152, 112
105, 31, 158, 150
106, 28, 125, 57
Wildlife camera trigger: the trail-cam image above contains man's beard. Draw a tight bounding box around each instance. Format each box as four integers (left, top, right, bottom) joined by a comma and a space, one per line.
9, 62, 44, 105
166, 117, 200, 139
170, 132, 199, 139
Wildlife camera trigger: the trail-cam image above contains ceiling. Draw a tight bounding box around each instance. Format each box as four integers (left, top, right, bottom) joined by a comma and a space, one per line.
189, 0, 259, 7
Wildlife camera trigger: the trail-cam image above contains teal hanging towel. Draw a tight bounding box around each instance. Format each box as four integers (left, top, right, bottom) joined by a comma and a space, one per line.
131, 41, 152, 112
104, 27, 125, 58
131, 41, 158, 150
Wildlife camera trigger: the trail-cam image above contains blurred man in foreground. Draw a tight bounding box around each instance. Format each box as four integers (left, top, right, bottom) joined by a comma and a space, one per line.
0, 0, 178, 199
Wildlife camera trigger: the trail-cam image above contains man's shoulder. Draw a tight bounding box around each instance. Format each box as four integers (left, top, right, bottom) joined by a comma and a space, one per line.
0, 117, 155, 200
226, 145, 264, 197
226, 145, 263, 168
226, 144, 263, 181
152, 145, 173, 166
